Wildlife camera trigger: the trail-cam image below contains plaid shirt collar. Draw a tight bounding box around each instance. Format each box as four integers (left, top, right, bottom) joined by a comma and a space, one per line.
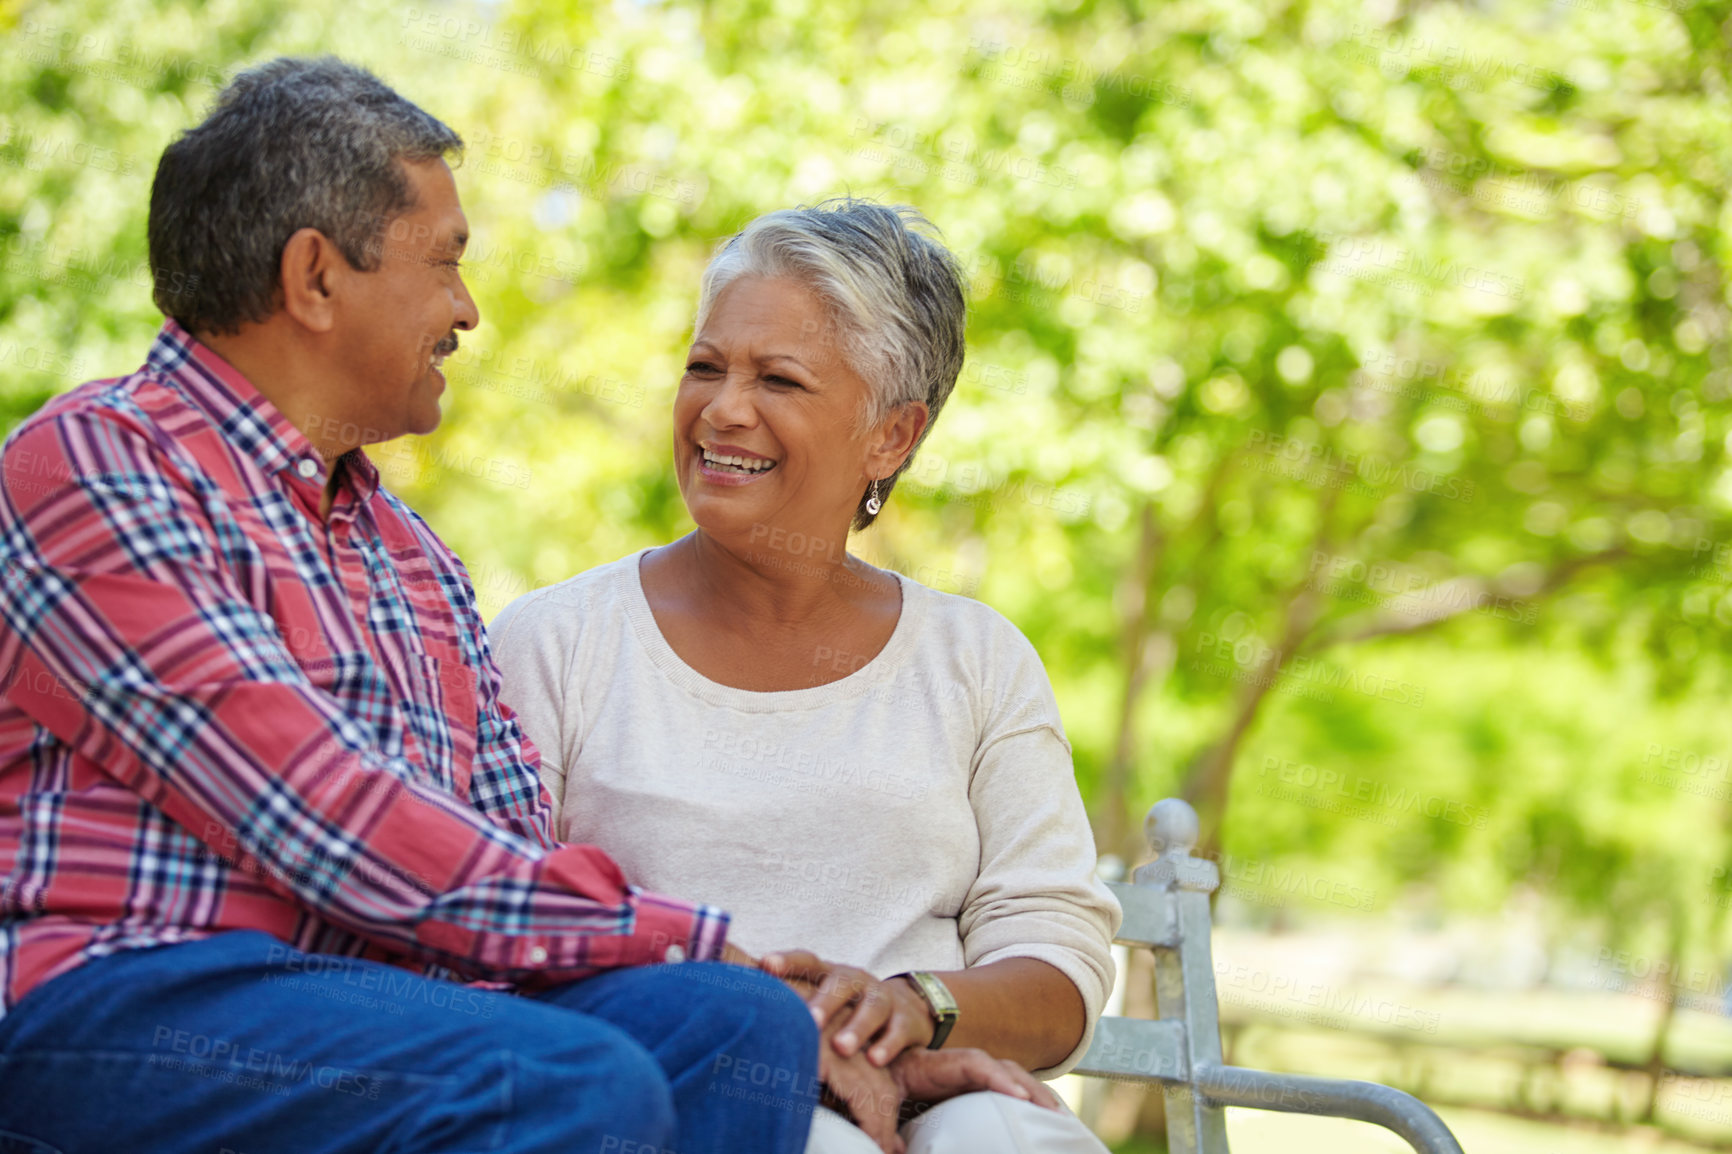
147, 319, 382, 505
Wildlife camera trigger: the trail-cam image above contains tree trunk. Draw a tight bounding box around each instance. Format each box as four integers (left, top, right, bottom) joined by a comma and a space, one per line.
1183, 583, 1323, 862
1639, 925, 1686, 1124
1099, 501, 1162, 861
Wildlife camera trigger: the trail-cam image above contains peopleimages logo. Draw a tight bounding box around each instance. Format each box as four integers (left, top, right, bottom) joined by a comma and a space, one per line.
1213, 960, 1443, 1033
261, 944, 497, 1019
0, 340, 87, 379
1192, 632, 1428, 709
1258, 756, 1490, 829
1306, 552, 1536, 626
1213, 849, 1378, 912
0, 125, 137, 174
850, 117, 1083, 192
1310, 230, 1526, 301
148, 1025, 382, 1099
399, 9, 631, 79
1247, 429, 1476, 504
1340, 23, 1566, 92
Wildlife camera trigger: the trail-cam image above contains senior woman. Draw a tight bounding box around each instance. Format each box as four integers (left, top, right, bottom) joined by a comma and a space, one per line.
489, 199, 1120, 1154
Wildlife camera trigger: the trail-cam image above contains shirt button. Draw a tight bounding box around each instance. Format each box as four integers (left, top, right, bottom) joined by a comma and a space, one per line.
527, 946, 548, 965
664, 944, 686, 963
295, 459, 318, 479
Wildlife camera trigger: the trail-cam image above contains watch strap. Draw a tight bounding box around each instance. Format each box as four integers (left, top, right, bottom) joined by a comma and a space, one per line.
895, 970, 959, 1049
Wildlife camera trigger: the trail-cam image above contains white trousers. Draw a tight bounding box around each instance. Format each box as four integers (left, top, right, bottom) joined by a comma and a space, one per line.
805, 1092, 1109, 1153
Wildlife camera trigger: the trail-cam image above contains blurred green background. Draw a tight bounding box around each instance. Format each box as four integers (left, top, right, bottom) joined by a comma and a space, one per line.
4, 0, 1732, 1147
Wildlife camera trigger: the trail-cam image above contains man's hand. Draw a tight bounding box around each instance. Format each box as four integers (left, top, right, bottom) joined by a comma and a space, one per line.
890, 1047, 1063, 1111
744, 948, 906, 1152
763, 950, 935, 1067
816, 1008, 907, 1153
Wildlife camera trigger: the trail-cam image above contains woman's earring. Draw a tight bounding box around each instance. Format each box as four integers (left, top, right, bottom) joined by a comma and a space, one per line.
865, 478, 882, 516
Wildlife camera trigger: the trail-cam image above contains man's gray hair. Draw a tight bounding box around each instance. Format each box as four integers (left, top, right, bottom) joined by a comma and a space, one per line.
694, 199, 967, 530
147, 56, 463, 335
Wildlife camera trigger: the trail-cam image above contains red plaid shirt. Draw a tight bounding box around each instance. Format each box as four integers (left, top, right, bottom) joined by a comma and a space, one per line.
0, 321, 728, 1016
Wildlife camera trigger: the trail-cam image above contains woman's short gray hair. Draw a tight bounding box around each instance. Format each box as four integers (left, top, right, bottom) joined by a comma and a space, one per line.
694, 199, 967, 530
148, 56, 463, 336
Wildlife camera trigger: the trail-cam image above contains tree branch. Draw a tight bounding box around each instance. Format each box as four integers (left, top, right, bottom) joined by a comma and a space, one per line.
1307, 547, 1627, 652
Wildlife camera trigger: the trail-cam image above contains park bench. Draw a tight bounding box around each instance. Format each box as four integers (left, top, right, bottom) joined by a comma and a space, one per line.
1072, 797, 1467, 1154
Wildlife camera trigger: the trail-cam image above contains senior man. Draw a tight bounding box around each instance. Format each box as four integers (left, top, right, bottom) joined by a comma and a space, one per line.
0, 56, 830, 1154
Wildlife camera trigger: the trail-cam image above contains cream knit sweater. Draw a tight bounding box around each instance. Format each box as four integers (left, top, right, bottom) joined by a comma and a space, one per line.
488, 551, 1121, 1076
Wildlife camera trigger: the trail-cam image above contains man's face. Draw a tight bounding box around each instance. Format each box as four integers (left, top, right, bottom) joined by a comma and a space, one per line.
333, 157, 478, 443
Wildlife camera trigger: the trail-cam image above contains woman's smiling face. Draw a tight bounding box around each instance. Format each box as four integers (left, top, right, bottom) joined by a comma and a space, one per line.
674, 275, 887, 546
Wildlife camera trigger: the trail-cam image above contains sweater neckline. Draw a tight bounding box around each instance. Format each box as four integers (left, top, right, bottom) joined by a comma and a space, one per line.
619, 547, 923, 712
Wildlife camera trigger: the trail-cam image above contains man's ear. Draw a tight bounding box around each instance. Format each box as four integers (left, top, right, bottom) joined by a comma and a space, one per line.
277, 227, 346, 334
867, 401, 930, 478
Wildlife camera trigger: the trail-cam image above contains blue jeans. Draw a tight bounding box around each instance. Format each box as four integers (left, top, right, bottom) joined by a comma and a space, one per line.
0, 930, 818, 1154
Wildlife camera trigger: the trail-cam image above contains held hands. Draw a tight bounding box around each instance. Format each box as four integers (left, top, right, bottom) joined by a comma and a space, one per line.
723, 947, 1061, 1153
761, 950, 934, 1066
718, 945, 906, 1149
813, 1043, 1062, 1154
749, 951, 907, 1153
813, 1005, 909, 1154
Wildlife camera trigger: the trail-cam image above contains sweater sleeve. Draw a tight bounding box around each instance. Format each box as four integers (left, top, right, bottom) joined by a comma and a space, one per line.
955, 636, 1122, 1079
488, 586, 584, 839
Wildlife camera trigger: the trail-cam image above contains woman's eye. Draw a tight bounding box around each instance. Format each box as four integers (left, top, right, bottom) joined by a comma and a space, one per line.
765, 374, 803, 388
686, 361, 720, 374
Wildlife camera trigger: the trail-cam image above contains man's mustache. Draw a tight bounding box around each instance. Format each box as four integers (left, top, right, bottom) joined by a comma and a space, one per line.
433, 333, 460, 358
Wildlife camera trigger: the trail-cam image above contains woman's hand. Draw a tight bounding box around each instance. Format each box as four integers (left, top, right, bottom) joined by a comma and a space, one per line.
889, 1047, 1063, 1111
817, 1027, 908, 1154
763, 950, 935, 1067
716, 946, 907, 1151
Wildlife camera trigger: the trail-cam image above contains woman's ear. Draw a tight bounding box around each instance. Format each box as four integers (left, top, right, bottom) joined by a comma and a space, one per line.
868, 401, 930, 477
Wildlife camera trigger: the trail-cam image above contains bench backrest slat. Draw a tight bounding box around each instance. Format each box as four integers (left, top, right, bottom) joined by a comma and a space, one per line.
1107, 880, 1178, 947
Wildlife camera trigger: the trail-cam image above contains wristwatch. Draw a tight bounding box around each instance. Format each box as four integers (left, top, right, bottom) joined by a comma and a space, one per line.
894, 971, 959, 1049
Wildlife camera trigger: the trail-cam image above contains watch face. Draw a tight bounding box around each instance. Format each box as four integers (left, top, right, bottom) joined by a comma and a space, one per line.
910, 972, 957, 1019
900, 972, 958, 1049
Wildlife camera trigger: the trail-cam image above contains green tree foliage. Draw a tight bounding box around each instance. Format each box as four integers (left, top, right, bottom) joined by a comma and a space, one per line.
2, 0, 1730, 977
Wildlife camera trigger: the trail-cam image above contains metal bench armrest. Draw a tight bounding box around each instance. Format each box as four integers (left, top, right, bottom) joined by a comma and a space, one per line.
1076, 799, 1467, 1154
1193, 1064, 1465, 1154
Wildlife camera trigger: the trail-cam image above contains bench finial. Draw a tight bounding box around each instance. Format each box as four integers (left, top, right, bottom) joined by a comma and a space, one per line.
1133, 797, 1218, 891
1145, 797, 1200, 858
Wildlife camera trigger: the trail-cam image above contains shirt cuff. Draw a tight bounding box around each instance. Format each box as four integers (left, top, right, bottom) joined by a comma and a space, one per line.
624, 887, 732, 965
